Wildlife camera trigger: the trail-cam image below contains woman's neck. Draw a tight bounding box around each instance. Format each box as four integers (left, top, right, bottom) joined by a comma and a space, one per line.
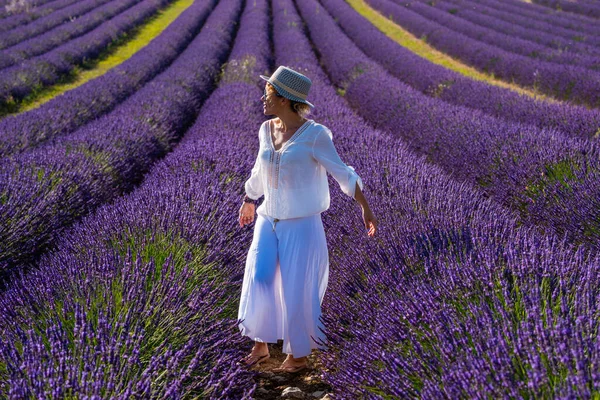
275, 112, 306, 133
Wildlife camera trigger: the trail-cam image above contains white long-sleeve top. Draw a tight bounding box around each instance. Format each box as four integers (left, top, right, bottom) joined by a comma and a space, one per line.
245, 118, 364, 220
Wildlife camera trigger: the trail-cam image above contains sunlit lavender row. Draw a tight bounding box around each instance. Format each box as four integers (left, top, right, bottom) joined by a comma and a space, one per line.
433, 0, 600, 52
0, 0, 215, 158
0, 0, 171, 108
321, 0, 600, 141
0, 0, 145, 69
365, 0, 600, 107
532, 0, 600, 19
0, 0, 239, 279
0, 0, 269, 395
401, 0, 600, 70
487, 0, 600, 36
304, 0, 600, 251
274, 0, 600, 396
0, 0, 114, 49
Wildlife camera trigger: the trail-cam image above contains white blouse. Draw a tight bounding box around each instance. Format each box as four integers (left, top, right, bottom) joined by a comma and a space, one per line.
244, 118, 364, 220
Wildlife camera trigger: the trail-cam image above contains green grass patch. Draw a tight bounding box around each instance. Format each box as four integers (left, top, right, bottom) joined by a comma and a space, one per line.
108, 228, 225, 304
0, 0, 195, 119
521, 158, 580, 207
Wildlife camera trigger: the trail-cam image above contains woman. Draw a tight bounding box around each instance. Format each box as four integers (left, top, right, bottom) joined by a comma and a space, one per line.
237, 66, 377, 373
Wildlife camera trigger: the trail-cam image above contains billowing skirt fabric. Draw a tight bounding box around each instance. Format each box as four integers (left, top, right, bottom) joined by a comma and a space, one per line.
237, 213, 329, 358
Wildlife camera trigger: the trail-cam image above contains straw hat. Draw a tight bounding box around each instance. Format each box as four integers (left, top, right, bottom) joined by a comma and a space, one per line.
260, 66, 315, 108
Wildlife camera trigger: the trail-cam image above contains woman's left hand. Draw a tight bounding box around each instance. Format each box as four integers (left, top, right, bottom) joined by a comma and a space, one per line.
362, 207, 377, 237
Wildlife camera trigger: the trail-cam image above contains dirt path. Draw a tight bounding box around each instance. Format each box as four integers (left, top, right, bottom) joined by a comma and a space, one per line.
249, 340, 333, 399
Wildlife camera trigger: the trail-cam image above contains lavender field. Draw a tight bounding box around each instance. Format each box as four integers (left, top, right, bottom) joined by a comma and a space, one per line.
0, 0, 599, 398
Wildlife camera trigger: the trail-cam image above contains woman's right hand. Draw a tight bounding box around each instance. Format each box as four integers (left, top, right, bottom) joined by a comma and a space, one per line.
239, 202, 255, 227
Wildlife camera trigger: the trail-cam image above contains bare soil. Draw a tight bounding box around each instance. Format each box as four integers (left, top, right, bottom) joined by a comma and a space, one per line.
247, 340, 333, 399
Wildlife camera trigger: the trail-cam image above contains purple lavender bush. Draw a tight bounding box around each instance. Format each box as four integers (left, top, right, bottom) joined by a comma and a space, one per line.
298, 0, 600, 251
0, 0, 145, 69
0, 0, 173, 108
0, 0, 67, 21
0, 244, 256, 398
365, 0, 600, 107
476, 0, 600, 37
0, 0, 270, 396
0, 0, 115, 49
320, 0, 600, 140
0, 0, 241, 279
427, 0, 600, 53
270, 0, 600, 397
394, 0, 600, 71
0, 0, 216, 156
532, 0, 600, 19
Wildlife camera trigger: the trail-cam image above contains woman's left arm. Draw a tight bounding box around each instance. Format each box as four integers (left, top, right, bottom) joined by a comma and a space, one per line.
354, 182, 377, 237
313, 128, 377, 237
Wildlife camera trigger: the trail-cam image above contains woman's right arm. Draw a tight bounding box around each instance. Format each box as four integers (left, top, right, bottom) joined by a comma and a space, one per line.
244, 148, 264, 201
239, 152, 261, 227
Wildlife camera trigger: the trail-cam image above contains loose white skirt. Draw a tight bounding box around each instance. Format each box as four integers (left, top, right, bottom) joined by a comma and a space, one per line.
237, 213, 329, 358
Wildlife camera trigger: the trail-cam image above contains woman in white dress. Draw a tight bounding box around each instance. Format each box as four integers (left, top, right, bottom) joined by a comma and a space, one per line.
237, 66, 377, 373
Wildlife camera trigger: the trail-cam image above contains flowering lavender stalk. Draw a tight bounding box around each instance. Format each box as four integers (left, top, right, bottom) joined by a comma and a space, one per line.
0, 0, 241, 277
0, 0, 269, 396
271, 0, 600, 396
0, 0, 216, 157
320, 0, 600, 140
0, 252, 256, 398
365, 0, 600, 107
0, 0, 115, 49
0, 0, 173, 107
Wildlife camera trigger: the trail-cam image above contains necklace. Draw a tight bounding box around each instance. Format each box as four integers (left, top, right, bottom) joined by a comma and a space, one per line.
270, 119, 310, 152
274, 118, 307, 134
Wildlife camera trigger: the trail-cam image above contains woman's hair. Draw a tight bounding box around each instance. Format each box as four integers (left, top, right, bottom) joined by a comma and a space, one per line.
290, 100, 311, 118
267, 83, 311, 118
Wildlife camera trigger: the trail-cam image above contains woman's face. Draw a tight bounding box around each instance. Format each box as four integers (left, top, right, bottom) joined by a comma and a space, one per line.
262, 84, 285, 116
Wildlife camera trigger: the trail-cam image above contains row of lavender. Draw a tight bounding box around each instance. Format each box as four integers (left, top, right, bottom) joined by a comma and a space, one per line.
0, 0, 142, 68
0, 0, 114, 50
0, 0, 171, 110
0, 0, 64, 21
311, 0, 600, 251
402, 0, 600, 68
274, 0, 600, 396
0, 0, 268, 395
478, 0, 600, 37
364, 0, 600, 107
532, 0, 600, 19
0, 0, 236, 280
0, 0, 215, 158
320, 0, 600, 141
428, 0, 600, 52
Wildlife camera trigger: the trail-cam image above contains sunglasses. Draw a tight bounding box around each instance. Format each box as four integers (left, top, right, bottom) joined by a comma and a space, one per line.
264, 87, 283, 99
